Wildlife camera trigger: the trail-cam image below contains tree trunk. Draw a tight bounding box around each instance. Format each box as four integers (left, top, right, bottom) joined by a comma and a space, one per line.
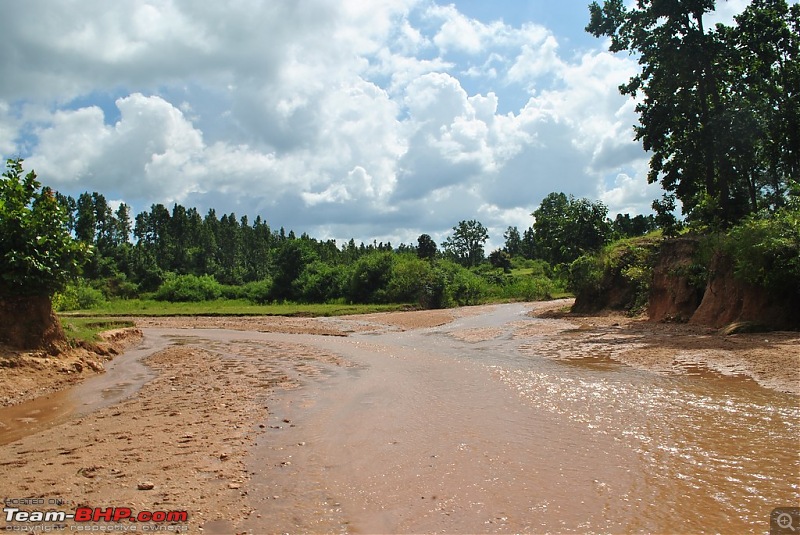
0, 295, 66, 353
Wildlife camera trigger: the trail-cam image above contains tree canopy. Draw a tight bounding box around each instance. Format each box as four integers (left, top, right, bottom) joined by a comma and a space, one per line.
442, 220, 489, 267
532, 192, 611, 265
0, 159, 89, 298
587, 0, 799, 228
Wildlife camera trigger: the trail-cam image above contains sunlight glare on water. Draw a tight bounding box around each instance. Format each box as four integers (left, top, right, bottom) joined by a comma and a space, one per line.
492, 361, 800, 530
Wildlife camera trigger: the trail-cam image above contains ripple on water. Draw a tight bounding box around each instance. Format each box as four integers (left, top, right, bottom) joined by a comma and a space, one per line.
491, 360, 800, 531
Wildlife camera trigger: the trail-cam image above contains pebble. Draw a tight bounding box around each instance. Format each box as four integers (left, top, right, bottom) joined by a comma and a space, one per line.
137, 482, 155, 490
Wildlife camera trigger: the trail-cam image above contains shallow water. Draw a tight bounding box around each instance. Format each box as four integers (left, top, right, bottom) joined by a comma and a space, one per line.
0, 334, 162, 445
242, 304, 800, 534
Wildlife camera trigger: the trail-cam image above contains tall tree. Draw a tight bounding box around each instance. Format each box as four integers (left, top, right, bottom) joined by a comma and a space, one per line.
503, 226, 522, 257
728, 0, 799, 210
416, 234, 437, 260
442, 220, 489, 267
586, 0, 735, 227
533, 192, 611, 265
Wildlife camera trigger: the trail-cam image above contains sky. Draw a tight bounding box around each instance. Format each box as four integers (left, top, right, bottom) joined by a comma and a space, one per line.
0, 0, 753, 250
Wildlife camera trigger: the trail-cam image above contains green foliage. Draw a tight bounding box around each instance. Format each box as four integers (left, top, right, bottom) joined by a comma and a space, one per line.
154, 274, 223, 302
587, 0, 799, 228
442, 219, 489, 267
447, 268, 488, 306
387, 255, 434, 304
724, 207, 800, 295
61, 318, 135, 344
488, 249, 512, 272
53, 280, 107, 311
293, 261, 346, 303
272, 240, 318, 301
488, 275, 555, 302
568, 235, 661, 314
349, 252, 395, 303
240, 278, 274, 304
416, 234, 437, 260
532, 192, 611, 265
567, 254, 604, 297
0, 159, 90, 297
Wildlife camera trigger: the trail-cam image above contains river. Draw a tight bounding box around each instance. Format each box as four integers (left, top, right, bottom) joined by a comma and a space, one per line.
1, 303, 797, 533
238, 303, 799, 534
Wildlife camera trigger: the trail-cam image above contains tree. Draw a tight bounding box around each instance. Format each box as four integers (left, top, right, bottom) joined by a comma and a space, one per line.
612, 213, 657, 238
489, 249, 512, 272
532, 192, 611, 265
0, 159, 90, 349
587, 0, 799, 228
417, 234, 437, 260
503, 226, 522, 257
442, 220, 489, 267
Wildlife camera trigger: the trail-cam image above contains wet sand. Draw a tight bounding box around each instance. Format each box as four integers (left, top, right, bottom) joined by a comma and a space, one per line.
0, 301, 798, 533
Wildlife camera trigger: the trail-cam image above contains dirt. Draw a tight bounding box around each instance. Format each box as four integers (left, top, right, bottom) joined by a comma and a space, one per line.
0, 302, 797, 533
526, 302, 800, 396
0, 328, 143, 407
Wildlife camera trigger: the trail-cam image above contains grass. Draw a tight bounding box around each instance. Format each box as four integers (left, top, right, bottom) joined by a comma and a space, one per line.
61, 317, 136, 344
61, 298, 412, 317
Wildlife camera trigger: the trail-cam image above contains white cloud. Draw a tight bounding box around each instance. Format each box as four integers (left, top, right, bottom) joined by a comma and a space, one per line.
2, 0, 664, 246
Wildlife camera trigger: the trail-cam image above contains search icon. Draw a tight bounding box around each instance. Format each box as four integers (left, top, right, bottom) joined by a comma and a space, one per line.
772, 508, 800, 535
778, 513, 796, 532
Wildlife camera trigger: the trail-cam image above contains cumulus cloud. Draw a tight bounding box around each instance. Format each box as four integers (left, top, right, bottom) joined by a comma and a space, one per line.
0, 0, 686, 246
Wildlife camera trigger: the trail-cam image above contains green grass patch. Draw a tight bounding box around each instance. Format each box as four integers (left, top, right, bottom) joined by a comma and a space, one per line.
61, 317, 136, 344
61, 298, 410, 317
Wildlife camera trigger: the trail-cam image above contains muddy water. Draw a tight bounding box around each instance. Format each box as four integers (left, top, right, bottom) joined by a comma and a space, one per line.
242, 304, 799, 534
0, 305, 796, 533
0, 333, 163, 446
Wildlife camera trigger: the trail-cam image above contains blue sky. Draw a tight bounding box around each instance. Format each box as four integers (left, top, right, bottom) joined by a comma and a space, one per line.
0, 0, 752, 249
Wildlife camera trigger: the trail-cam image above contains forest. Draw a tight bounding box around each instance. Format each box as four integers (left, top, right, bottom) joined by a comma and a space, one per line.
42, 186, 656, 311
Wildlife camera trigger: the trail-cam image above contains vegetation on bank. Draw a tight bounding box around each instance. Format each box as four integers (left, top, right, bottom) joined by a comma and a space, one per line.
61, 318, 135, 345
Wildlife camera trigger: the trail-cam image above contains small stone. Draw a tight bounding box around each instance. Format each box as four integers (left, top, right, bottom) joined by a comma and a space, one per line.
228, 483, 240, 489
137, 482, 154, 490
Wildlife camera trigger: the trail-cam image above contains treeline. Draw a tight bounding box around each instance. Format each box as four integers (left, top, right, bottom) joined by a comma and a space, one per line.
52, 190, 655, 309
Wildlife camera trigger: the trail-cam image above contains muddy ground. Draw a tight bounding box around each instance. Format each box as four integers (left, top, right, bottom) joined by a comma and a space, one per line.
0, 301, 797, 533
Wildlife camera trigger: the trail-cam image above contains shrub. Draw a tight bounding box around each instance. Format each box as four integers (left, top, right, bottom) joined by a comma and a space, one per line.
567, 253, 604, 295
241, 278, 274, 304
154, 274, 223, 302
725, 207, 800, 295
388, 255, 434, 304
496, 276, 555, 301
293, 262, 345, 303
448, 268, 487, 306
349, 252, 394, 303
53, 280, 106, 311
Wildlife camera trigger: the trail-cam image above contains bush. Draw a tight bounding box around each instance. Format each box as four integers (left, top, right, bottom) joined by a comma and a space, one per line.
154, 274, 223, 302
293, 262, 345, 303
448, 268, 487, 306
493, 276, 555, 301
387, 255, 434, 304
349, 252, 394, 304
53, 280, 107, 311
567, 254, 603, 296
241, 278, 274, 304
725, 207, 800, 295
